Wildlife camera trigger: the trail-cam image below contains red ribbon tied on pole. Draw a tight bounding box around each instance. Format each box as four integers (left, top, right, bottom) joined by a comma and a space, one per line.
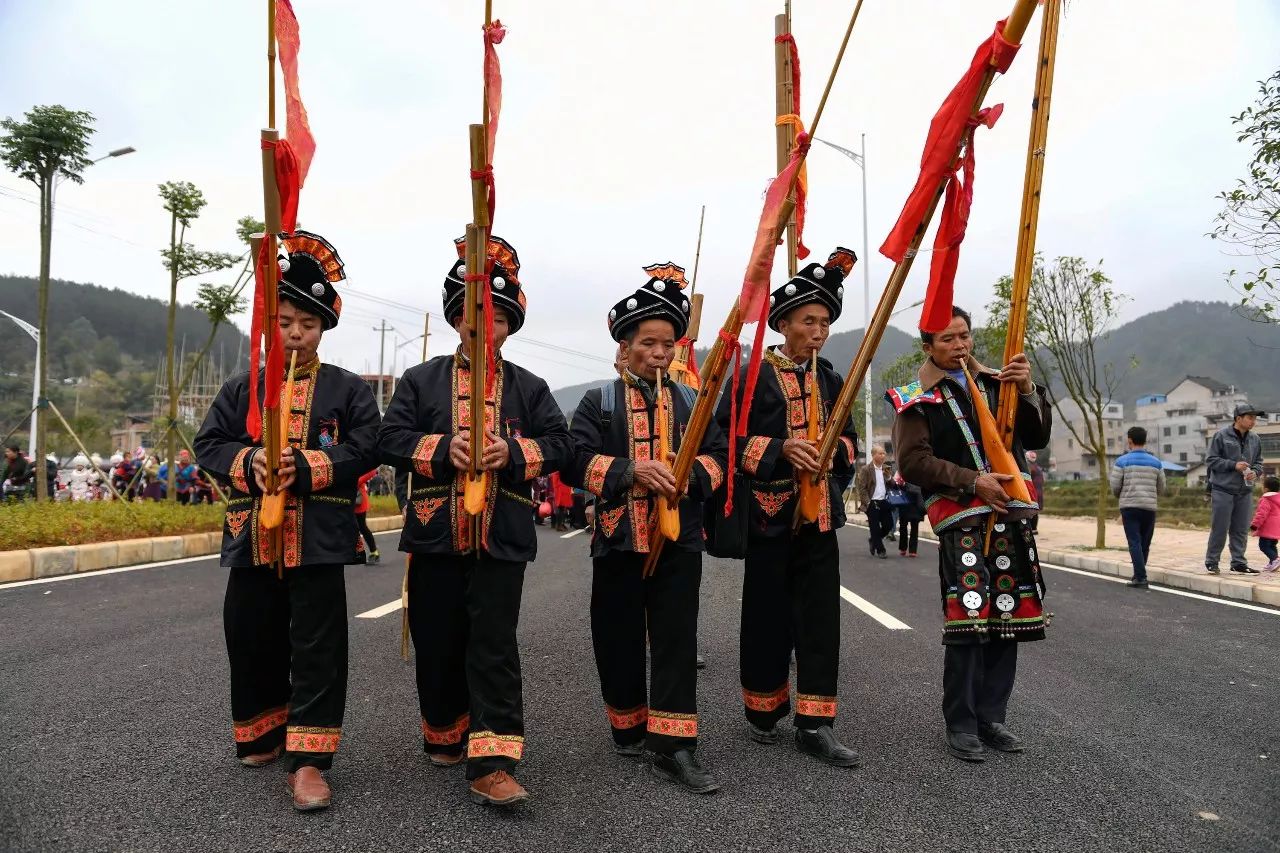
878, 19, 1020, 332
739, 132, 812, 321
483, 20, 506, 165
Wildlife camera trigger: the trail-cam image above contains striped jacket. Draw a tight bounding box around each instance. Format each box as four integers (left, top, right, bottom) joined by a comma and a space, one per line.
1109, 449, 1166, 511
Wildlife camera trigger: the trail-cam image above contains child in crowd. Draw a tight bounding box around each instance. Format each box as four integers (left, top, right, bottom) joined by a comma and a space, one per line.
1249, 475, 1280, 572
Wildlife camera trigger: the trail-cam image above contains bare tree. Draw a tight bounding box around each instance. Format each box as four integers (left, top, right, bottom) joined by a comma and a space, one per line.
989, 256, 1131, 547
1210, 68, 1280, 324
0, 106, 95, 500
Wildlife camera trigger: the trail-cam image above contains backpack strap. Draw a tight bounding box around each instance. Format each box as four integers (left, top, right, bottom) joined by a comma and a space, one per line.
600, 379, 617, 432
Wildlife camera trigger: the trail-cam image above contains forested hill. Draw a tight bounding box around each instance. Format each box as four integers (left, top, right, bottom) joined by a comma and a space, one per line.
0, 275, 247, 381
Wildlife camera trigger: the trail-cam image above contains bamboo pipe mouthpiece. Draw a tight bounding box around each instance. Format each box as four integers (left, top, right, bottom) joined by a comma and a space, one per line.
1002, 0, 1040, 50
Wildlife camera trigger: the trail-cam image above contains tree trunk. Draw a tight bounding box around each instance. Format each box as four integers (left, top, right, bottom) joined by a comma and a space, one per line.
1095, 473, 1108, 549
166, 214, 178, 503
34, 178, 53, 502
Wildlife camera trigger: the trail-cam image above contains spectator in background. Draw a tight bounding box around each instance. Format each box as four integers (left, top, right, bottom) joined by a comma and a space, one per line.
355, 468, 380, 563
855, 445, 894, 559
891, 471, 924, 557
1109, 426, 1166, 589
550, 471, 574, 532
1249, 475, 1280, 573
1026, 450, 1046, 532
45, 453, 58, 499
1205, 403, 1265, 574
3, 443, 32, 501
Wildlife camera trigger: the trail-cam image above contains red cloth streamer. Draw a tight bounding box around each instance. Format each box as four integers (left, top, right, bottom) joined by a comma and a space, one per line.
718, 329, 743, 515
261, 138, 303, 236
738, 132, 812, 320
483, 21, 506, 165
275, 0, 315, 188
773, 33, 810, 261
246, 239, 285, 442
878, 19, 1020, 332
462, 272, 497, 397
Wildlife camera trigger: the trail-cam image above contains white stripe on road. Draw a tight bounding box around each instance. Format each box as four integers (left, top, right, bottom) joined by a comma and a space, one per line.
839, 586, 912, 630
560, 528, 586, 539
356, 599, 402, 619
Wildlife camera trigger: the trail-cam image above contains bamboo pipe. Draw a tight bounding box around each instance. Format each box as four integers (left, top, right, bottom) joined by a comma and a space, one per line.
690, 205, 706, 298
266, 0, 276, 128
806, 0, 1040, 491
462, 221, 488, 517
654, 369, 681, 542
260, 348, 297, 531
797, 350, 822, 522
775, 12, 799, 278
996, 0, 1062, 452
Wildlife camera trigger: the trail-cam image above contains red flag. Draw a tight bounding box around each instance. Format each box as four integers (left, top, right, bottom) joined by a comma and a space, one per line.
878, 19, 1020, 332
738, 133, 811, 321
275, 0, 314, 232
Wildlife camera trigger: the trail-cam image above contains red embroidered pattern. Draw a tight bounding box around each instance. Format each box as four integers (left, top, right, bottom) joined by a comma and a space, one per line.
231, 447, 253, 493
695, 455, 724, 492
628, 386, 654, 552
422, 713, 470, 745
233, 705, 287, 742
597, 505, 625, 538
605, 704, 648, 730
413, 497, 448, 526
467, 731, 525, 760
283, 495, 303, 569
412, 434, 443, 479
741, 436, 771, 476
779, 369, 806, 437
585, 454, 613, 497
754, 489, 792, 518
795, 694, 837, 718
225, 509, 251, 539
742, 684, 790, 712
514, 437, 544, 480
298, 449, 332, 491
839, 436, 856, 465
286, 725, 341, 753
647, 711, 697, 738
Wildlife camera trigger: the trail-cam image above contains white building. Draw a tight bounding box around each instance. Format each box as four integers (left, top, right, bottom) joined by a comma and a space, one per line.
1134, 376, 1250, 468
1047, 400, 1126, 480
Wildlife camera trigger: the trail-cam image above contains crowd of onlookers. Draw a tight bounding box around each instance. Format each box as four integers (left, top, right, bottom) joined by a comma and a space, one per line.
0, 443, 220, 504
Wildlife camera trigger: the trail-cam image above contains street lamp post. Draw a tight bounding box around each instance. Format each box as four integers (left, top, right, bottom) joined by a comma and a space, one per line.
813, 133, 874, 454
0, 311, 39, 458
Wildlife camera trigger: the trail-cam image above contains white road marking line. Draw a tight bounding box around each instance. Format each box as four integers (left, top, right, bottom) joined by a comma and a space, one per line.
560, 528, 586, 539
0, 530, 402, 592
839, 586, 912, 630
847, 523, 1280, 617
356, 599, 402, 619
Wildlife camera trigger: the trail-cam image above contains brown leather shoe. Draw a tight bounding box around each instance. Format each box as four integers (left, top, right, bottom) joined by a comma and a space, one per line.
240, 745, 283, 768
286, 766, 332, 811
468, 770, 529, 806
429, 751, 464, 768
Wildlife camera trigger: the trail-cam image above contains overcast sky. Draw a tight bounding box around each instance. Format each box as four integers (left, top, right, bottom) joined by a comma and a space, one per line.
2, 0, 1277, 388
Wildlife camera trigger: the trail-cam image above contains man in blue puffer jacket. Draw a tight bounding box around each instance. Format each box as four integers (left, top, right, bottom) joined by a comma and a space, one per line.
1109, 426, 1166, 589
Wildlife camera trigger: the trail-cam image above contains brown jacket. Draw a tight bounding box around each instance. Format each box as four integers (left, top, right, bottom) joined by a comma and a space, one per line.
854, 461, 895, 511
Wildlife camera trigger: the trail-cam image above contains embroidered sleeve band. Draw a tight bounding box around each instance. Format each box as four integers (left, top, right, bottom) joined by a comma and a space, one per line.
231, 447, 254, 493
412, 434, 444, 479
695, 455, 724, 492
298, 449, 334, 491
514, 437, 545, 480
741, 436, 772, 476
585, 454, 615, 496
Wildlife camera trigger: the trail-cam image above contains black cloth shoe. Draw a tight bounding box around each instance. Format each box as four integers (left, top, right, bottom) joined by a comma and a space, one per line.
748, 723, 778, 745
695, 653, 707, 670
650, 749, 720, 794
1126, 578, 1149, 588
1206, 564, 1220, 574
1230, 565, 1260, 574
614, 740, 644, 757
795, 726, 860, 768
876, 551, 887, 560
978, 722, 1025, 753
946, 730, 986, 763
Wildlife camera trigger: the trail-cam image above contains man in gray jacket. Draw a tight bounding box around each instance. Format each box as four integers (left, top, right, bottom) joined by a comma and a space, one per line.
1205, 403, 1266, 574
1110, 427, 1165, 589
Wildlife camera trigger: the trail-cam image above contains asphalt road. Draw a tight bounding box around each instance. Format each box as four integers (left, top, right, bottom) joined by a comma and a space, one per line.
1, 524, 1276, 853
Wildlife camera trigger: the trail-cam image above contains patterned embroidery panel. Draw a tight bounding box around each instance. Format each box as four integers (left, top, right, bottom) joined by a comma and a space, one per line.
451, 362, 505, 552
627, 385, 654, 553
413, 497, 449, 526
422, 713, 470, 745
233, 705, 287, 742
231, 447, 253, 494
647, 711, 698, 738
839, 436, 856, 466
514, 437, 545, 481
742, 685, 790, 712
412, 434, 443, 479
298, 449, 333, 492
286, 725, 341, 753
584, 454, 614, 497
753, 488, 792, 518
795, 694, 838, 718
283, 496, 303, 569
467, 731, 525, 760
597, 505, 626, 538
741, 436, 772, 476
225, 509, 251, 539
605, 704, 649, 730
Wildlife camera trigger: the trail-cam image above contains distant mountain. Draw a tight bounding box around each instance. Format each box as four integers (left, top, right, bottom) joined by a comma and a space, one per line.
550, 324, 920, 415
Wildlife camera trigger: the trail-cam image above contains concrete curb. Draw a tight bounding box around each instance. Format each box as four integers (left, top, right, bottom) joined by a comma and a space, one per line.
0, 514, 405, 585
843, 520, 1279, 609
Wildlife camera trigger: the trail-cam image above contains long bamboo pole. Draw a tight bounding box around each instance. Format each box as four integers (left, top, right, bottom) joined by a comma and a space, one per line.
807, 0, 1040, 491
47, 401, 121, 501
672, 208, 707, 375
642, 0, 867, 576
775, 11, 799, 278
401, 312, 432, 661
996, 0, 1062, 451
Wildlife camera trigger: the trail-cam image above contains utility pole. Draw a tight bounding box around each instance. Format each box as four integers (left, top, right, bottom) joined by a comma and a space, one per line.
373, 320, 392, 413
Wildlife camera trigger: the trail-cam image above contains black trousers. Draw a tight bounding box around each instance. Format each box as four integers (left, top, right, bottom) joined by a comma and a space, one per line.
740, 528, 841, 731
943, 641, 1018, 734
224, 563, 348, 771
355, 512, 377, 553
866, 500, 893, 554
591, 548, 701, 755
408, 552, 526, 779
898, 517, 920, 554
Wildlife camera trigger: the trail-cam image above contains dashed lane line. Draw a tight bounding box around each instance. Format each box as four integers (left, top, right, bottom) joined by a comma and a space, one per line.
560, 528, 586, 539
355, 599, 402, 619
839, 586, 912, 630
